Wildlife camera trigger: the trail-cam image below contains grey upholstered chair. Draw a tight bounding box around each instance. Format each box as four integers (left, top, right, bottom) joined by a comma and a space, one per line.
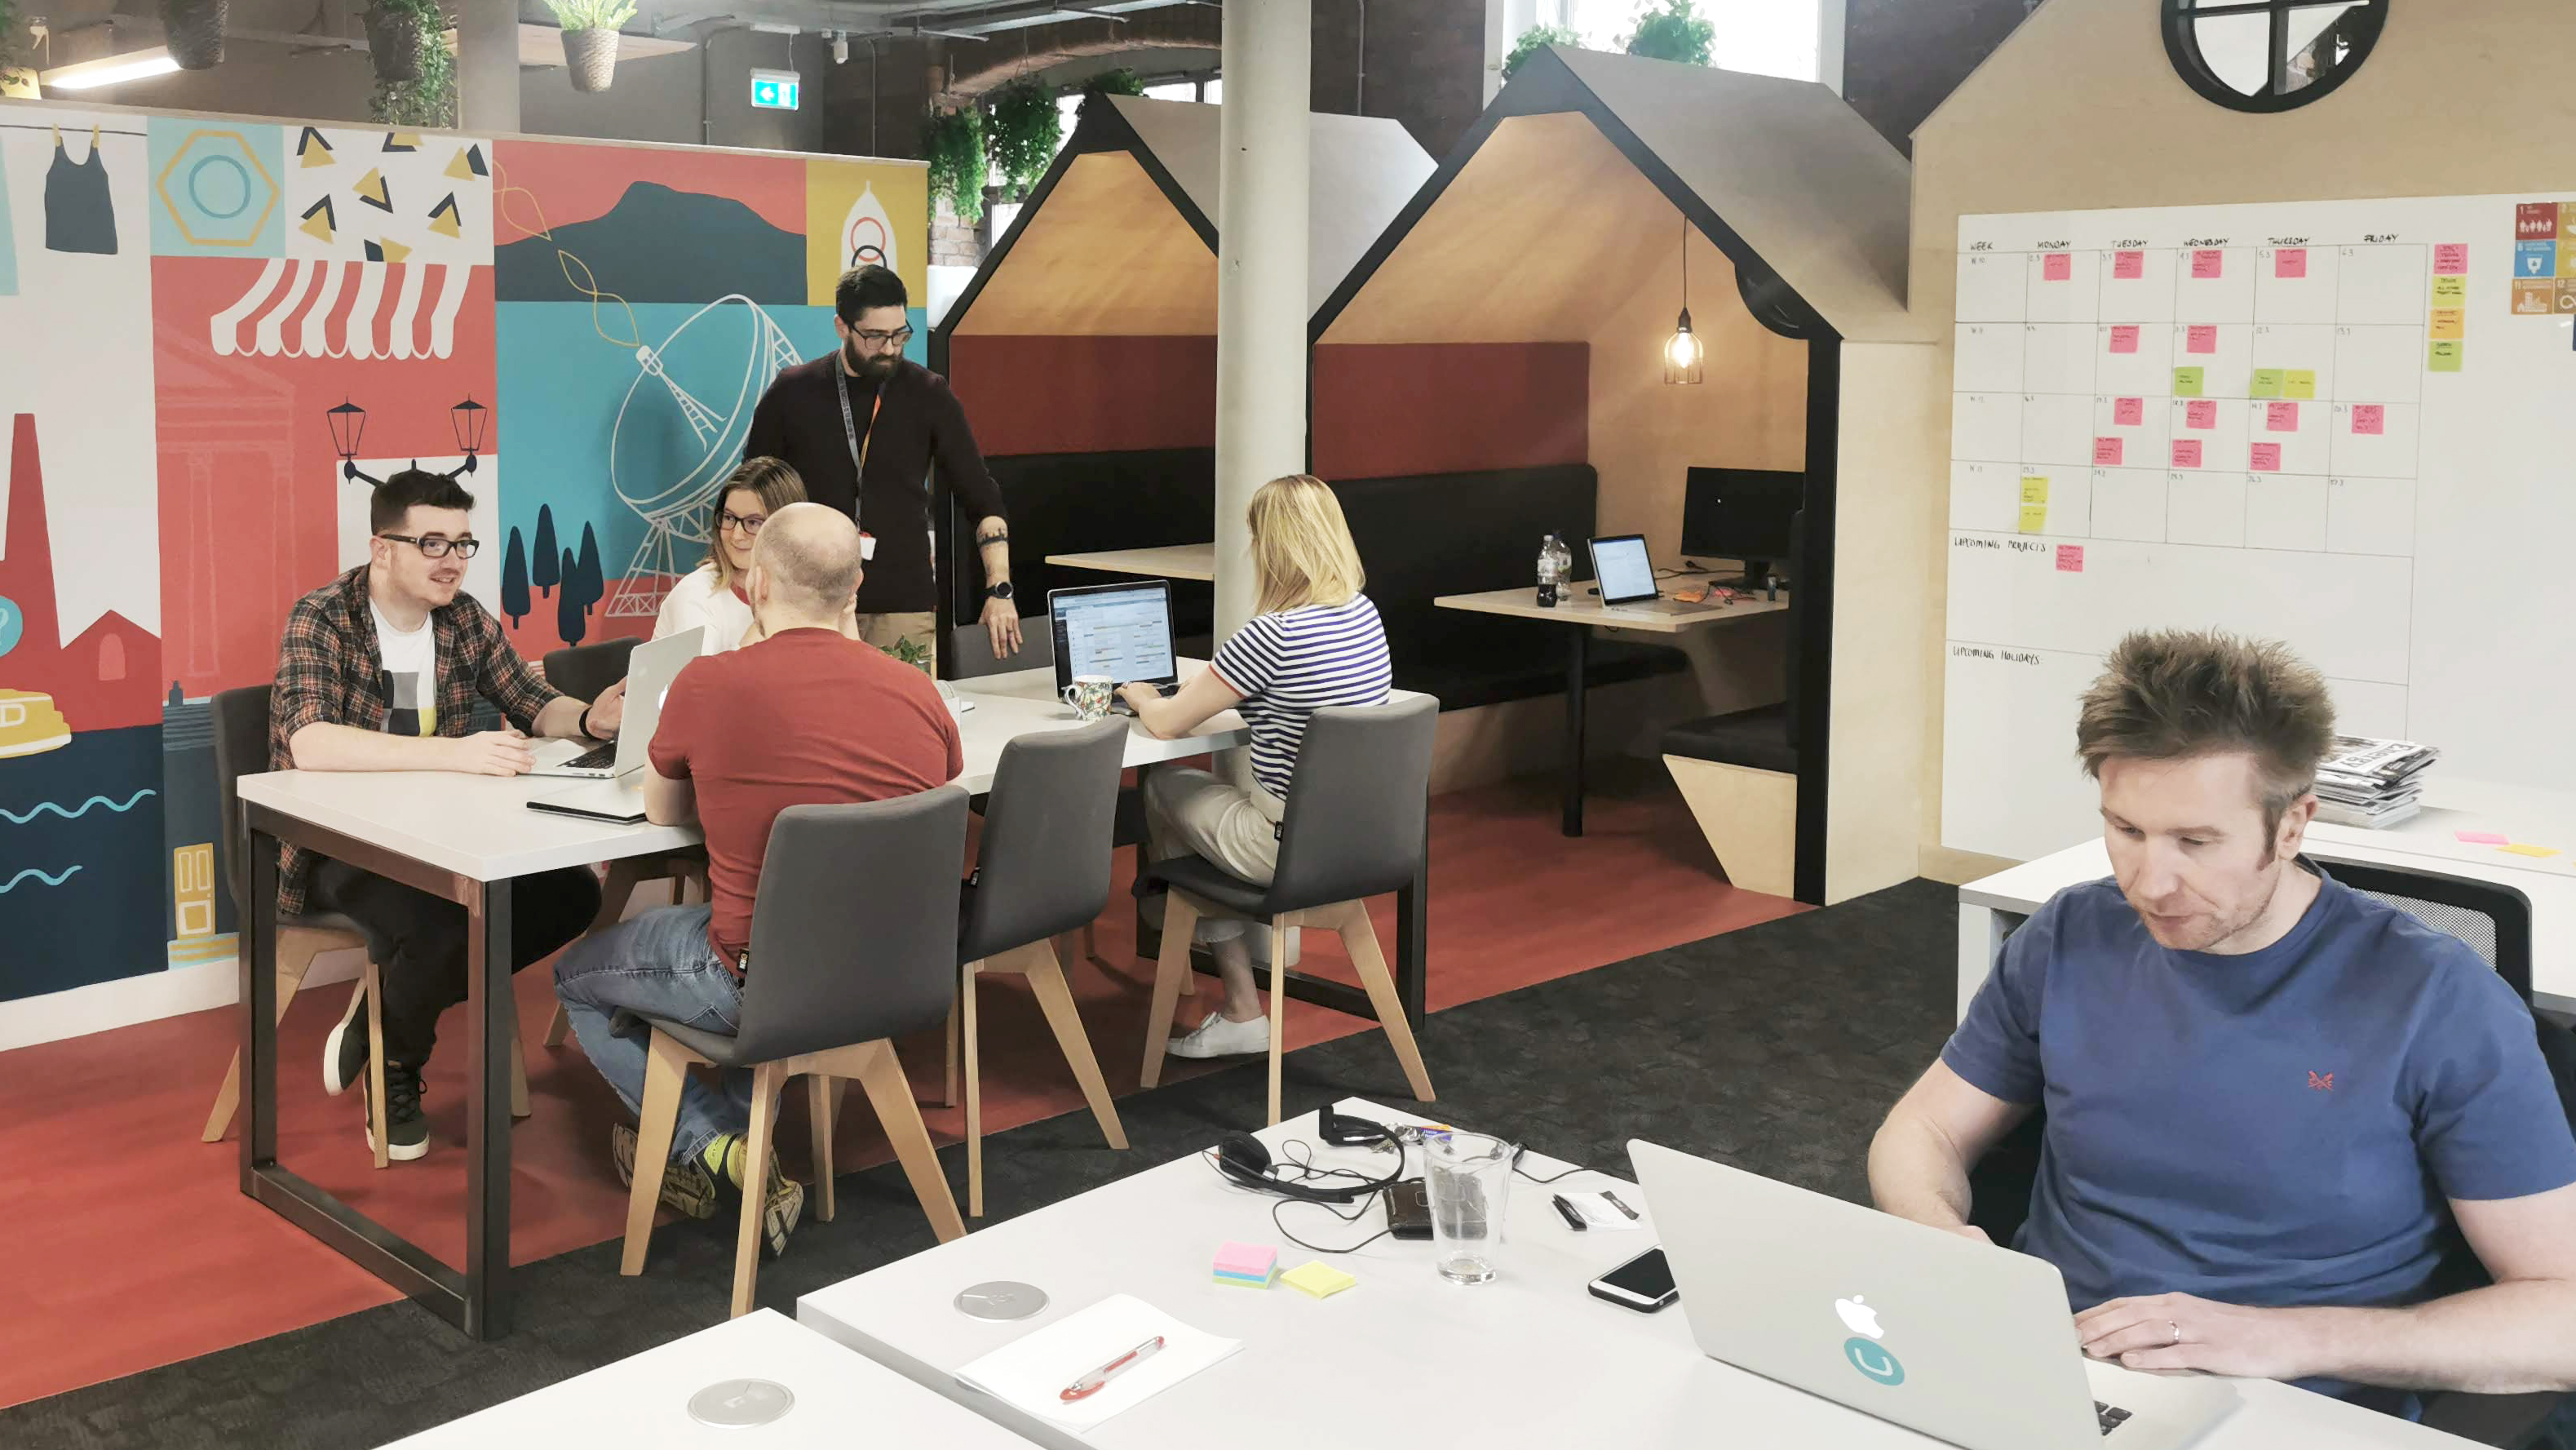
948, 719, 1130, 1216
1138, 696, 1439, 1124
541, 636, 641, 702
618, 787, 971, 1316
200, 685, 529, 1161
947, 622, 1053, 681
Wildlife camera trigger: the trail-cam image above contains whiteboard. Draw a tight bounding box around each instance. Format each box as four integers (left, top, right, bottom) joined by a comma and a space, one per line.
1943, 193, 2576, 860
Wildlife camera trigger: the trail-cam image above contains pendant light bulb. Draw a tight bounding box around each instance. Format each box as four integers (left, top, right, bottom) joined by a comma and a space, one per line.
1663, 216, 1703, 385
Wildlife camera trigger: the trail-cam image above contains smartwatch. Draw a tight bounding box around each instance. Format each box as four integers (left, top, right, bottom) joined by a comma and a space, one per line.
985, 581, 1016, 602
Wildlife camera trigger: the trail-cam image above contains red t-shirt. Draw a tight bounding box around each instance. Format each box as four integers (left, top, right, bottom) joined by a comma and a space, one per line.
650, 627, 963, 965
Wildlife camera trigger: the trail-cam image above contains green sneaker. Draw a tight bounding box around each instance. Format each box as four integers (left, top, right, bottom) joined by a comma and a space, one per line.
612, 1124, 719, 1220
705, 1133, 805, 1258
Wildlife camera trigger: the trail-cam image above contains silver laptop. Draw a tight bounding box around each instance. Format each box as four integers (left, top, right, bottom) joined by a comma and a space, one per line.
525, 628, 702, 823
1585, 534, 1715, 614
1629, 1140, 2238, 1450
527, 629, 703, 779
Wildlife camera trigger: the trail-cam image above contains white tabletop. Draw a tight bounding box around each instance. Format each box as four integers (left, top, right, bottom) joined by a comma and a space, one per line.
799, 1100, 2463, 1450
237, 767, 703, 884
1434, 583, 1790, 634
1045, 543, 1218, 583
384, 1308, 1033, 1448
951, 659, 1249, 794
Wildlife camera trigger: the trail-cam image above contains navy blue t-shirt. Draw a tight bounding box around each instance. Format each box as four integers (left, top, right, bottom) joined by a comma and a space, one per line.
1945, 863, 2576, 1398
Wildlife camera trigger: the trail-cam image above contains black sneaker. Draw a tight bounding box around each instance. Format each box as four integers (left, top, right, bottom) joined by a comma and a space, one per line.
322, 985, 370, 1097
365, 1061, 430, 1162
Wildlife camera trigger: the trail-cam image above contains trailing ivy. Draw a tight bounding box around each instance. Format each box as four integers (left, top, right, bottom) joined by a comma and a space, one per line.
986, 78, 1060, 205
1624, 0, 1713, 66
1503, 24, 1582, 80
924, 104, 986, 225
368, 0, 458, 128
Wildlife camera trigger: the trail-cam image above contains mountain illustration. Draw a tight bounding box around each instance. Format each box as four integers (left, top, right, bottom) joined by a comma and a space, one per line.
495, 181, 805, 305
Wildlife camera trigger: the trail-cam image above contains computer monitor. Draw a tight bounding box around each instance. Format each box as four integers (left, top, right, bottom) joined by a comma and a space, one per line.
1048, 580, 1180, 694
1681, 468, 1803, 582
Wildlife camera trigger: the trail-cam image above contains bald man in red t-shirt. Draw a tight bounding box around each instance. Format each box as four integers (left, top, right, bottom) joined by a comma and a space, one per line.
554, 503, 959, 1259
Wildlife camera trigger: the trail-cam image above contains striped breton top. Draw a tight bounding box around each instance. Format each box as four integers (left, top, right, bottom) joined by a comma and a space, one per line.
1207, 595, 1393, 799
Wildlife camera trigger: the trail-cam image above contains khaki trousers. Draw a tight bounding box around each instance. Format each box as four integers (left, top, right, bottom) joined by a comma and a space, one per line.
1142, 766, 1286, 945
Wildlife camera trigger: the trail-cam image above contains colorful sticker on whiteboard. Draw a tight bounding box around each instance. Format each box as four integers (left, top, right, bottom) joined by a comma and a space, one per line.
2351, 404, 2386, 435
2250, 442, 2282, 471
2267, 401, 2299, 432
2021, 475, 2049, 504
2435, 242, 2469, 275
2517, 204, 2559, 241
2043, 253, 2073, 282
2428, 339, 2464, 371
2432, 274, 2467, 304
2250, 367, 2286, 399
2187, 324, 2219, 355
2191, 249, 2224, 279
2516, 240, 2557, 279
2184, 399, 2219, 429
2558, 281, 2576, 315
2173, 366, 2205, 397
2274, 248, 2307, 279
2093, 437, 2124, 466
2171, 439, 2204, 468
2018, 503, 2047, 534
2507, 283, 2550, 317
2284, 369, 2317, 400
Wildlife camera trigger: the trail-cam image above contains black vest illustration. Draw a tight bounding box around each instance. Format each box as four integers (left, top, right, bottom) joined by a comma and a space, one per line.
45, 126, 117, 255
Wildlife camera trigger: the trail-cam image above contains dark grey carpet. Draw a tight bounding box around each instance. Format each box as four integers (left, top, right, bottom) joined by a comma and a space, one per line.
2, 877, 1957, 1450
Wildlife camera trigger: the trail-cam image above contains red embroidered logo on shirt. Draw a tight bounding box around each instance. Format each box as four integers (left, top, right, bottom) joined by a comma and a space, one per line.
2308, 1071, 2335, 1092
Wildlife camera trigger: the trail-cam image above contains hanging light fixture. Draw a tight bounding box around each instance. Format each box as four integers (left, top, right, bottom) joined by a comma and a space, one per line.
1664, 215, 1704, 386
448, 396, 489, 473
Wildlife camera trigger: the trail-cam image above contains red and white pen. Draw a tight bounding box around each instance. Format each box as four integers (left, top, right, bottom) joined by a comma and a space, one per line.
1060, 1336, 1165, 1402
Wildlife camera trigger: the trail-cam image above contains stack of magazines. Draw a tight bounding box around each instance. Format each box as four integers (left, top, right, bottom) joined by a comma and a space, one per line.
2313, 735, 2439, 828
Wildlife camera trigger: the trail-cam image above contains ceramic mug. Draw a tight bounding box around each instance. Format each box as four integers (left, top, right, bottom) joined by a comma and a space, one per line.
1060, 673, 1113, 721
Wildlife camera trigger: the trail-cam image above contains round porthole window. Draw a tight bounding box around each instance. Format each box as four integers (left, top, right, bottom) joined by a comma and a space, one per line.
2162, 0, 2388, 113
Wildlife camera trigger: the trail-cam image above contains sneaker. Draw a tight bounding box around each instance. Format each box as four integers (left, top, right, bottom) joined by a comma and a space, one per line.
706, 1133, 805, 1259
365, 1061, 430, 1161
322, 986, 370, 1097
1167, 1011, 1271, 1059
610, 1124, 718, 1220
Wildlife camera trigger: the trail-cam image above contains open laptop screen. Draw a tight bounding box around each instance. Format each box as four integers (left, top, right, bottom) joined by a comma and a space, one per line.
1050, 582, 1179, 690
1589, 534, 1658, 605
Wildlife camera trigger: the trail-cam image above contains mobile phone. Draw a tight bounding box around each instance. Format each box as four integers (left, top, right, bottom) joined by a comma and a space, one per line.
1385, 1178, 1432, 1240
1587, 1247, 1678, 1312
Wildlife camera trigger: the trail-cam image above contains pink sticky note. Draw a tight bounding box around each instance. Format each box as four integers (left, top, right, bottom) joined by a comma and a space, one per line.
2185, 399, 2219, 429
2109, 325, 2140, 354
2267, 401, 2299, 432
2093, 437, 2124, 466
2113, 251, 2144, 280
2171, 439, 2203, 468
2352, 404, 2386, 436
2043, 253, 2073, 281
2113, 397, 2144, 427
2056, 545, 2085, 573
2275, 248, 2308, 279
2457, 831, 2511, 845
2251, 442, 2282, 471
2187, 325, 2219, 355
2435, 243, 2469, 275
1215, 1241, 1278, 1278
2192, 249, 2224, 279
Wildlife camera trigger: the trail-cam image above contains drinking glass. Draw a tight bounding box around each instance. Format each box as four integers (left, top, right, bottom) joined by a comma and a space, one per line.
1422, 1130, 1516, 1284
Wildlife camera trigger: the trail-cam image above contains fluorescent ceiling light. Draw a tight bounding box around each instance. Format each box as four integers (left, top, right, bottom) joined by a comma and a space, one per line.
42, 48, 180, 89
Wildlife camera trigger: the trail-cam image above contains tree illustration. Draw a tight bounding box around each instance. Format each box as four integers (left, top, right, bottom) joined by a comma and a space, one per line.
555, 550, 587, 645
532, 505, 560, 597
500, 528, 530, 627
573, 522, 604, 616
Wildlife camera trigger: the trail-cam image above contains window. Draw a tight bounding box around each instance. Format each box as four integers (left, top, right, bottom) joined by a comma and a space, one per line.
1560, 0, 1822, 83
2162, 0, 2387, 113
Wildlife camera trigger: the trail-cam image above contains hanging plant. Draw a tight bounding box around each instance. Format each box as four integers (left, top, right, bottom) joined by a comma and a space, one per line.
366, 0, 455, 126
162, 0, 228, 71
1624, 0, 1713, 66
1083, 66, 1147, 98
923, 104, 985, 226
985, 78, 1060, 205
1503, 24, 1581, 80
545, 0, 635, 93
0, 0, 32, 82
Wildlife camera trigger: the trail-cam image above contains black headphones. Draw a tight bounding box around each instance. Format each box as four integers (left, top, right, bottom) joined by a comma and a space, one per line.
1213, 1110, 1408, 1204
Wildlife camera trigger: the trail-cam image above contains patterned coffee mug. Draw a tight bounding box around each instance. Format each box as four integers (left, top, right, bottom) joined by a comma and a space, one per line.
1060, 673, 1113, 721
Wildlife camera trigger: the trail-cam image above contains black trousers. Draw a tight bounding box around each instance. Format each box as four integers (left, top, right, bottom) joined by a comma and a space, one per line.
308, 858, 601, 1067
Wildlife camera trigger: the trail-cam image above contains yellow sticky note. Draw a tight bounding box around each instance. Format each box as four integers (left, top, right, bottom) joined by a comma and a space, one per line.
2432, 274, 2467, 304
2428, 339, 2464, 372
2249, 367, 2286, 399
2284, 369, 2317, 400
2018, 503, 2047, 534
2429, 307, 2466, 339
2021, 475, 2049, 504
2500, 844, 2561, 858
2172, 366, 2205, 397
1281, 1262, 1357, 1299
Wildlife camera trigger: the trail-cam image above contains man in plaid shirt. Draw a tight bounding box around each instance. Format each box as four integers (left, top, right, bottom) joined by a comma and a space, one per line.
274, 471, 620, 1161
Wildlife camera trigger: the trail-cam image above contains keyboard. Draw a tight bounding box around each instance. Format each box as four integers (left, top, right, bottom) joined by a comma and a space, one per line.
2096, 1401, 2133, 1435
558, 742, 617, 772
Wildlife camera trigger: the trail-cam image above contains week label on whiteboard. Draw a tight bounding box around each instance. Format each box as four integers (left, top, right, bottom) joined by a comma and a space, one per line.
1952, 645, 2043, 666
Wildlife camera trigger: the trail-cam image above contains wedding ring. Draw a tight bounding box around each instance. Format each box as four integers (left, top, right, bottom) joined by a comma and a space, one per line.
2168, 1319, 2181, 1346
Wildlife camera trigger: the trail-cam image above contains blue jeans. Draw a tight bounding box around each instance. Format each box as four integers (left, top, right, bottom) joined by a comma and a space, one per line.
554, 903, 756, 1166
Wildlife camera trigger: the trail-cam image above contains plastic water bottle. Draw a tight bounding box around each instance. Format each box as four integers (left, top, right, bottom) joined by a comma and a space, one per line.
1537, 534, 1565, 606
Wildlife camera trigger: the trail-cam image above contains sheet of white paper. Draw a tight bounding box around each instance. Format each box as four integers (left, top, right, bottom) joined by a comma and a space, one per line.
954, 1293, 1242, 1433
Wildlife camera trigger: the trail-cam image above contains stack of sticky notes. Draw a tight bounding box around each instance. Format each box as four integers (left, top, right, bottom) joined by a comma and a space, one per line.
1212, 1241, 1277, 1289
1280, 1261, 1357, 1300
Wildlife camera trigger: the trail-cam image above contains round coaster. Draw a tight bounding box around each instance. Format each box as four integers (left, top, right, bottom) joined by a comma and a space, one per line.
954, 1280, 1049, 1320
687, 1378, 795, 1427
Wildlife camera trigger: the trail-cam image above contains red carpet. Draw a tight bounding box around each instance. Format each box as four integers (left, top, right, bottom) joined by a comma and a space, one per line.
0, 765, 1800, 1408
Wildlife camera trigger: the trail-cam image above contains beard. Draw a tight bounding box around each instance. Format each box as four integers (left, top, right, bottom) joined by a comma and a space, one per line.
843, 339, 899, 381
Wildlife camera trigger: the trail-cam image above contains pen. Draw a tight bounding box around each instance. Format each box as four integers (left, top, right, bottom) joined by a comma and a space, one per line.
1552, 1193, 1588, 1231
1600, 1190, 1641, 1221
1060, 1336, 1165, 1402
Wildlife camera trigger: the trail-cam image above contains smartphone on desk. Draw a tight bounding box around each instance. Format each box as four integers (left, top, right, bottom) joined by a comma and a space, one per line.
1588, 1247, 1678, 1312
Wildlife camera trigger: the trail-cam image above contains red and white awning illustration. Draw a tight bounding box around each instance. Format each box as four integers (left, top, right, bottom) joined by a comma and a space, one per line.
208, 259, 472, 360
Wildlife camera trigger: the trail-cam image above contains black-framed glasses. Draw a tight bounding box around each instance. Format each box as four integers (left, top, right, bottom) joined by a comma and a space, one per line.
717, 510, 768, 537
852, 326, 914, 351
378, 532, 480, 559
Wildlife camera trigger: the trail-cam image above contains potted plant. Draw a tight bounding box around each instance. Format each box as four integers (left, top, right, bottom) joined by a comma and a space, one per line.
1503, 23, 1581, 81
162, 0, 226, 70
363, 0, 441, 82
1623, 0, 1714, 66
985, 78, 1060, 206
546, 0, 635, 93
924, 104, 985, 226
0, 0, 39, 95
368, 0, 454, 126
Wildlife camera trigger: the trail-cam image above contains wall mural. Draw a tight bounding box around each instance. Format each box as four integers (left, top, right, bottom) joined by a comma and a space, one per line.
0, 101, 925, 1006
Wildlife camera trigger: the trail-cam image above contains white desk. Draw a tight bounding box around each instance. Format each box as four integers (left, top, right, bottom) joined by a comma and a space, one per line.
1045, 543, 1217, 583
798, 1099, 2470, 1449
387, 1309, 1031, 1447
1958, 779, 2576, 1018
1432, 581, 1789, 837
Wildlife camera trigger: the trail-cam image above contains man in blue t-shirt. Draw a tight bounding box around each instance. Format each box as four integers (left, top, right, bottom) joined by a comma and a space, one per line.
1870, 628, 2576, 1407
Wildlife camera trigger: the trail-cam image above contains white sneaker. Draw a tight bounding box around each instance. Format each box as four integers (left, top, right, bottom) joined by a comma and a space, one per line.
1167, 1012, 1271, 1059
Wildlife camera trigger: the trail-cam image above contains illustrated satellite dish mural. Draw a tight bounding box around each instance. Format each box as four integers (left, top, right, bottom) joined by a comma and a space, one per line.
841, 182, 895, 273
605, 295, 803, 617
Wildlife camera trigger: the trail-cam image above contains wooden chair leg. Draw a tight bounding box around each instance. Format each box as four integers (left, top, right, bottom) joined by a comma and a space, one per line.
731, 1062, 785, 1318
1140, 894, 1201, 1089
509, 1035, 531, 1120
1334, 901, 1436, 1102
364, 962, 390, 1170
542, 1002, 573, 1049
620, 1031, 691, 1276
851, 1040, 967, 1243
1265, 921, 1289, 1128
1021, 942, 1126, 1152
202, 936, 327, 1143
963, 964, 984, 1217
1082, 921, 1100, 966
807, 1074, 837, 1222
942, 1001, 962, 1109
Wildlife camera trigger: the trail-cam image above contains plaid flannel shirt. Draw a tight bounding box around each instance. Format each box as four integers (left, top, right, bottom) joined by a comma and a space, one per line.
268, 565, 560, 916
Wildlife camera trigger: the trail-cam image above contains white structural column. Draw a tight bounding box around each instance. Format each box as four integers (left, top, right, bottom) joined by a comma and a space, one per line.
454, 0, 522, 135
1212, 0, 1312, 639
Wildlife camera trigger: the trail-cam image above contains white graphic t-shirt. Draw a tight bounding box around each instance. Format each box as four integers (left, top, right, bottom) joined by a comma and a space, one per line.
370, 601, 441, 736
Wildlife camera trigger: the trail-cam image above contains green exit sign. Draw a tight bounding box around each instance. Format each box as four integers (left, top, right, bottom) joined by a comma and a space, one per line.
750, 68, 800, 110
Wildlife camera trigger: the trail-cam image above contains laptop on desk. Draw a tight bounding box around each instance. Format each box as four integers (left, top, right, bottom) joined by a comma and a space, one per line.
1047, 579, 1179, 715
1629, 1140, 2238, 1450
1587, 534, 1715, 614
524, 627, 702, 824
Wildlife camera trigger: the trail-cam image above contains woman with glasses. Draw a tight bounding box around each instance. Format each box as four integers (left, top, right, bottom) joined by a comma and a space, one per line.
654, 457, 809, 654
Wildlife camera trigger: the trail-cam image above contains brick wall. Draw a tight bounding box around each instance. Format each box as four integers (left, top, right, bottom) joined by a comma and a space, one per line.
1842, 0, 2039, 155
1311, 0, 1487, 158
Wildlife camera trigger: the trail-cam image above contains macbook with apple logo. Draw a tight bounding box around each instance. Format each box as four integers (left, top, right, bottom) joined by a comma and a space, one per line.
1627, 1140, 2238, 1449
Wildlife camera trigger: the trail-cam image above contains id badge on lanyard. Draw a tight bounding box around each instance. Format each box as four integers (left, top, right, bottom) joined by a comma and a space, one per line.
834, 367, 885, 530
